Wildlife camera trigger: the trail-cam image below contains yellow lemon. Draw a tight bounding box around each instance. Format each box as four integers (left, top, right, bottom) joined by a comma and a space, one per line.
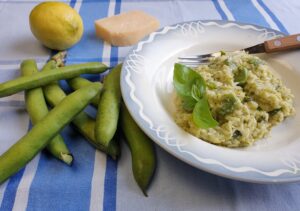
29, 2, 84, 50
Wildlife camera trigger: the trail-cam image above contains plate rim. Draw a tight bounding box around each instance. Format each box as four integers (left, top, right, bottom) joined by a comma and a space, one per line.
120, 19, 300, 184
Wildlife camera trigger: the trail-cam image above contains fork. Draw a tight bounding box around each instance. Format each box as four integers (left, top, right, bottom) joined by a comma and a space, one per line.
178, 34, 300, 66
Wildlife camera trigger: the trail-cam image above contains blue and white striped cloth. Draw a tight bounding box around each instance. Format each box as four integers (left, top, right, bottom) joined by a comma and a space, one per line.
0, 0, 300, 210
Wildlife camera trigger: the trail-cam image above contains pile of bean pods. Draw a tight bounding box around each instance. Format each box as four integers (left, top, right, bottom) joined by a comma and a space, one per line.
0, 52, 156, 196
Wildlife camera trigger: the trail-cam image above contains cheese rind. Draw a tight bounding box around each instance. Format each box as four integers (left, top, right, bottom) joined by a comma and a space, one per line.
94, 10, 160, 46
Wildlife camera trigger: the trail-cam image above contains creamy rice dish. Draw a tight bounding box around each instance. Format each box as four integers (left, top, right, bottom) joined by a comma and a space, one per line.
174, 51, 295, 147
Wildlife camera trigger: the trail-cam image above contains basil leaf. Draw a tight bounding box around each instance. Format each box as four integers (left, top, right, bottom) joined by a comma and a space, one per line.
193, 97, 218, 129
173, 63, 203, 97
191, 78, 206, 101
182, 96, 197, 112
173, 63, 218, 128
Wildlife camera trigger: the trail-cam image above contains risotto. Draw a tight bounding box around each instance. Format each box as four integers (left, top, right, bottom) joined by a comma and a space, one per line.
174, 51, 295, 147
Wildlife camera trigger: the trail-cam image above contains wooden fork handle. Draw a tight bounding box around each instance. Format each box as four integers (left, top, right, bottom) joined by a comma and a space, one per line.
264, 34, 300, 53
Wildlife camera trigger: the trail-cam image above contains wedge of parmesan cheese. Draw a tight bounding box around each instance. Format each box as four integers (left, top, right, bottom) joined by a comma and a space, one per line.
94, 10, 160, 46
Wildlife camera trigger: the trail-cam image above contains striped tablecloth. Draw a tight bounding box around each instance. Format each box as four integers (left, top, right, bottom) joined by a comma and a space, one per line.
1, 0, 300, 210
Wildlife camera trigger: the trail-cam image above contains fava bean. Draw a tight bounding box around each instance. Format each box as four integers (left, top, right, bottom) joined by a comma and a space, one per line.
120, 103, 156, 196
0, 62, 108, 97
67, 77, 102, 107
95, 64, 122, 148
21, 60, 73, 165
42, 61, 120, 159
0, 83, 101, 184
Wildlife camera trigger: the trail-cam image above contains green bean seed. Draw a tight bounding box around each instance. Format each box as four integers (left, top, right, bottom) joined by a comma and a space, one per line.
0, 83, 101, 184
234, 67, 248, 84
21, 60, 73, 165
120, 103, 156, 196
95, 64, 122, 148
67, 77, 102, 107
41, 61, 120, 159
0, 62, 108, 97
217, 94, 237, 117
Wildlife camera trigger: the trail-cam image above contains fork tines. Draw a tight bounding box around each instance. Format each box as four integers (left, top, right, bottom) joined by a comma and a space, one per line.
178, 53, 212, 59
178, 61, 209, 67
178, 57, 210, 66
178, 52, 220, 66
178, 52, 221, 67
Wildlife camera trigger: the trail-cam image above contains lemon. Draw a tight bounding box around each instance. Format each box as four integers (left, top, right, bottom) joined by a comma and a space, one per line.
29, 2, 84, 50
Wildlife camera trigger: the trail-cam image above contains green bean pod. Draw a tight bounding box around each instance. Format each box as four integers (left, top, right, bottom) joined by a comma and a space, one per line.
0, 83, 101, 184
70, 109, 120, 159
120, 103, 156, 196
95, 64, 122, 148
41, 61, 120, 159
67, 77, 102, 107
0, 62, 108, 97
21, 60, 73, 165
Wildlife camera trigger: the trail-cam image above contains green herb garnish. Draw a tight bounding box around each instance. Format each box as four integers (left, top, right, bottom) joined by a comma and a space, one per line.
243, 95, 252, 103
173, 63, 205, 98
193, 96, 218, 129
182, 96, 197, 112
173, 63, 218, 128
191, 79, 206, 101
268, 108, 281, 116
232, 130, 242, 139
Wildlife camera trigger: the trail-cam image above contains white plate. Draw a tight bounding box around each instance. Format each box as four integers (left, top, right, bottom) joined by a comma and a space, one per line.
121, 20, 300, 183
